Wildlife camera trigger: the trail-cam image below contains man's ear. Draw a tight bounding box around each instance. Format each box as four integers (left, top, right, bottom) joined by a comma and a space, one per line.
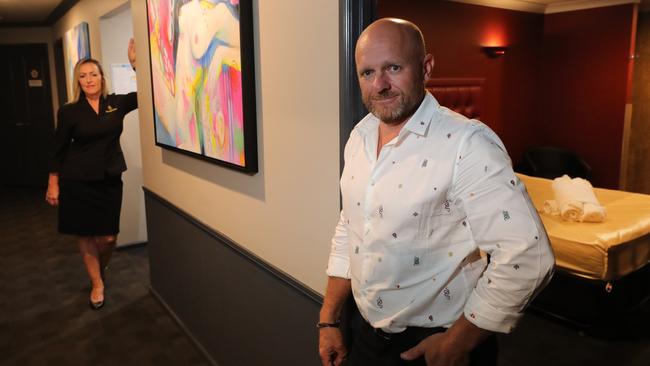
423, 53, 434, 80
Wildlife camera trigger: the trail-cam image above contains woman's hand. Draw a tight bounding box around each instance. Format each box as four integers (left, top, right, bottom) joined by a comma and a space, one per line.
46, 184, 59, 206
46, 173, 59, 206
128, 38, 136, 69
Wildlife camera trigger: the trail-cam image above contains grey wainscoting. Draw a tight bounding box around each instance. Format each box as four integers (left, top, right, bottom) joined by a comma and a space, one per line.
144, 188, 323, 366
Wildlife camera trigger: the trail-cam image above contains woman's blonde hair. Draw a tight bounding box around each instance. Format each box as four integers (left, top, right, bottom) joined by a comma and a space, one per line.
70, 58, 107, 103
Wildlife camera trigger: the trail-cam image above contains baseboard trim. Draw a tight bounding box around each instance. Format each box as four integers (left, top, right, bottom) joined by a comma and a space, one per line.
116, 241, 148, 250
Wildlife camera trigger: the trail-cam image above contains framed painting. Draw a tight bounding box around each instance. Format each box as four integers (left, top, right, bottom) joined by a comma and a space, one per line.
146, 0, 258, 173
62, 22, 90, 102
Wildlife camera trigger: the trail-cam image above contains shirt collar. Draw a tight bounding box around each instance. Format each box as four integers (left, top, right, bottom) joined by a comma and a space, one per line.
401, 91, 439, 137
355, 91, 440, 140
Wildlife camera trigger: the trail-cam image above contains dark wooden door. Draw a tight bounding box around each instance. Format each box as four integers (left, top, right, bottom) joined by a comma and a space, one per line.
0, 44, 55, 187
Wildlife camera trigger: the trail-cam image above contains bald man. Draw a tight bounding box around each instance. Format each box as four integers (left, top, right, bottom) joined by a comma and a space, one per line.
318, 18, 554, 366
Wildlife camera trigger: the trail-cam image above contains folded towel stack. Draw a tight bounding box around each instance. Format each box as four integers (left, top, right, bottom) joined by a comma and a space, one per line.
544, 175, 606, 223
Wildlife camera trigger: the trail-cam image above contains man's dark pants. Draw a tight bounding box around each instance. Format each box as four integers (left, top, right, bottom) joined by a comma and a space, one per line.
343, 306, 498, 366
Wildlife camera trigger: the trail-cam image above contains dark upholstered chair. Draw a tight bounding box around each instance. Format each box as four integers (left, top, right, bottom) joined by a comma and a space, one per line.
516, 146, 592, 180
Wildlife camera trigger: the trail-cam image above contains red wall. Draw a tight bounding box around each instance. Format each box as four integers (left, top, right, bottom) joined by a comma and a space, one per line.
377, 1, 636, 188
377, 0, 544, 167
539, 4, 636, 188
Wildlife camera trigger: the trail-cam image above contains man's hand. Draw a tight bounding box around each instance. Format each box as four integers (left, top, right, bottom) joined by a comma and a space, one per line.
318, 277, 351, 365
400, 332, 470, 366
401, 315, 491, 366
319, 328, 347, 366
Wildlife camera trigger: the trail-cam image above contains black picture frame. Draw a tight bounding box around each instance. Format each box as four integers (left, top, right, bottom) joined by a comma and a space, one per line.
145, 0, 258, 173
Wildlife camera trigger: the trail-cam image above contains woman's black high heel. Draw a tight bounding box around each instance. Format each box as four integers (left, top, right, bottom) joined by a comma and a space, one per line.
89, 298, 104, 310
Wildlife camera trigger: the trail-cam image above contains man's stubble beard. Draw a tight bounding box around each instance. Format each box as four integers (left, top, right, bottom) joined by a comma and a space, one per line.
364, 90, 424, 125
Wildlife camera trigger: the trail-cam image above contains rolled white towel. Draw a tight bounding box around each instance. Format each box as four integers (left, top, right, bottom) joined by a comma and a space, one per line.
552, 175, 599, 205
551, 175, 606, 223
560, 201, 583, 222
543, 200, 560, 216
582, 202, 607, 223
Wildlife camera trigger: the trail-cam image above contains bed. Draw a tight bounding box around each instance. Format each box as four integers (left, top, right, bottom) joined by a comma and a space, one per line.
426, 77, 650, 329
517, 173, 650, 328
518, 173, 650, 281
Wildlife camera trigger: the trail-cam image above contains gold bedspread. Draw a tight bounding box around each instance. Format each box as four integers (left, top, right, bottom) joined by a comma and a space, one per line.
517, 173, 650, 281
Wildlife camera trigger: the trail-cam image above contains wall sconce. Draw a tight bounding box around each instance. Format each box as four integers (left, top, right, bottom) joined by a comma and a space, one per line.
482, 46, 508, 58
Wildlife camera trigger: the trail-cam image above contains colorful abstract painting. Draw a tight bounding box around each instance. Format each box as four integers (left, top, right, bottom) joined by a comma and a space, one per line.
146, 0, 257, 172
62, 22, 90, 102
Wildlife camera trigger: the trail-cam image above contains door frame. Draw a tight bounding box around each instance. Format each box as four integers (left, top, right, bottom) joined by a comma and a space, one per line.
338, 0, 376, 171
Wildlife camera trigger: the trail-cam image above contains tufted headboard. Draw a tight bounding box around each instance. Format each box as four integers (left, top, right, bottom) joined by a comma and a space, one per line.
425, 78, 485, 120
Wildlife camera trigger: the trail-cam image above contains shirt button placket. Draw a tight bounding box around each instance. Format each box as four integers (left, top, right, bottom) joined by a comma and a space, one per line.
364, 173, 378, 236
361, 172, 378, 287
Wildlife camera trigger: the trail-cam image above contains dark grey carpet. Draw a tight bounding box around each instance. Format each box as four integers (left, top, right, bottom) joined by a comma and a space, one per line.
0, 186, 209, 366
1, 185, 649, 366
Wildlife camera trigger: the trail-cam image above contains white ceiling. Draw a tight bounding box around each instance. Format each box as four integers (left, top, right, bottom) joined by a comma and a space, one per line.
451, 0, 643, 13
0, 0, 648, 25
0, 0, 63, 24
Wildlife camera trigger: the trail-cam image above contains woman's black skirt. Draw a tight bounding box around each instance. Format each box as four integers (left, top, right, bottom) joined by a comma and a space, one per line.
58, 176, 123, 236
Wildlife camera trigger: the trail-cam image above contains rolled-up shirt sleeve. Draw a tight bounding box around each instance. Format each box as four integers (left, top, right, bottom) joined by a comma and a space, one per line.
326, 210, 351, 279
451, 125, 555, 333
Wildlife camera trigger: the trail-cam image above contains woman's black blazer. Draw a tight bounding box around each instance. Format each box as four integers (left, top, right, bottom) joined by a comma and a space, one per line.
50, 92, 138, 180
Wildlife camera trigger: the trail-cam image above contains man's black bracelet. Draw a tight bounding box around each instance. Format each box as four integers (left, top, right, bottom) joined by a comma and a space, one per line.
316, 321, 340, 329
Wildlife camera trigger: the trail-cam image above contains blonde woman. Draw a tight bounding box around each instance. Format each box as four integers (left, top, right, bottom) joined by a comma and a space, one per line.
46, 41, 137, 309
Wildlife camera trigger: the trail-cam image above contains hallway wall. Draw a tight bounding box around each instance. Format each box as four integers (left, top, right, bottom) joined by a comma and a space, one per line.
131, 0, 340, 295
144, 190, 322, 365
129, 1, 340, 362
51, 0, 128, 59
